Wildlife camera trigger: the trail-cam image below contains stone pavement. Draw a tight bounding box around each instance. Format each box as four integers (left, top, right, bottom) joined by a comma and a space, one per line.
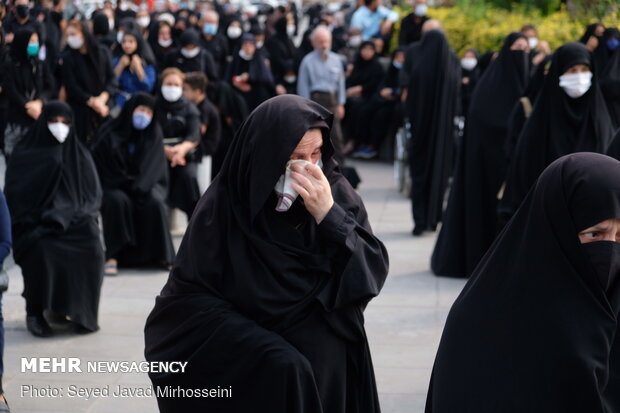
1, 159, 466, 412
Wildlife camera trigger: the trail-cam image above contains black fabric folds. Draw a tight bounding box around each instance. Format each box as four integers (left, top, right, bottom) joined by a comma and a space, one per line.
499, 43, 614, 228
91, 92, 175, 266
600, 44, 620, 130
426, 152, 620, 413
144, 95, 389, 412
5, 101, 104, 330
402, 30, 460, 232
431, 33, 529, 277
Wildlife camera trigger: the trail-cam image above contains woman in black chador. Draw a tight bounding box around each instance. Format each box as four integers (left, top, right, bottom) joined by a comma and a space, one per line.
92, 93, 174, 275
2, 27, 55, 157
431, 32, 529, 278
498, 42, 614, 228
400, 29, 460, 236
144, 95, 389, 412
61, 19, 117, 144
5, 101, 104, 337
426, 153, 620, 413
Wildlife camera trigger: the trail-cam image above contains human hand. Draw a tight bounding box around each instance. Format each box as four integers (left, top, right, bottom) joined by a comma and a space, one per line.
379, 87, 393, 99
25, 99, 43, 119
335, 104, 345, 120
119, 54, 131, 68
346, 85, 362, 97
290, 162, 334, 224
275, 84, 287, 95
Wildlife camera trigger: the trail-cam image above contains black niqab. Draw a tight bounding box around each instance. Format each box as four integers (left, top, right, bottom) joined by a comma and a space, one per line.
499, 43, 614, 227
426, 152, 620, 413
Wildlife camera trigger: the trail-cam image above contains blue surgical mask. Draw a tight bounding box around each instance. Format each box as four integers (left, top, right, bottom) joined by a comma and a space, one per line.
27, 42, 40, 57
607, 38, 620, 51
203, 23, 218, 36
132, 111, 152, 130
392, 61, 402, 69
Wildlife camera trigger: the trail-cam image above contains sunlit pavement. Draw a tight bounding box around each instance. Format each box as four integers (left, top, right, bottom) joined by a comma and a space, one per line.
1, 159, 466, 412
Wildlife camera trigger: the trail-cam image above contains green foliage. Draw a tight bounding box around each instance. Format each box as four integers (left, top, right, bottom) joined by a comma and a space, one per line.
412, 4, 618, 57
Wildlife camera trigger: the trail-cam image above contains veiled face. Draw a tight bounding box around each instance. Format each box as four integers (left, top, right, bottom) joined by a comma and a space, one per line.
578, 218, 620, 243
289, 129, 322, 164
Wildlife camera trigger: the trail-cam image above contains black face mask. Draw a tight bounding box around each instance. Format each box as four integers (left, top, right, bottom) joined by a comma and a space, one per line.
581, 241, 620, 292
15, 4, 29, 19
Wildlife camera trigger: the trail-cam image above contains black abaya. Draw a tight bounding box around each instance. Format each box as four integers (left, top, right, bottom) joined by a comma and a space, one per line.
499, 43, 614, 228
144, 95, 389, 412
61, 22, 117, 144
600, 46, 620, 130
401, 30, 460, 233
431, 33, 529, 278
426, 152, 620, 413
5, 101, 104, 331
91, 92, 175, 267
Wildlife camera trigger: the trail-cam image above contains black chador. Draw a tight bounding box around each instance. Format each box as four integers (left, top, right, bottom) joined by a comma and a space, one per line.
144, 95, 389, 412
92, 92, 175, 267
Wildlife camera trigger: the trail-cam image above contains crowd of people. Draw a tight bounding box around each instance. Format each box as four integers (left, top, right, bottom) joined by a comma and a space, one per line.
0, 0, 618, 410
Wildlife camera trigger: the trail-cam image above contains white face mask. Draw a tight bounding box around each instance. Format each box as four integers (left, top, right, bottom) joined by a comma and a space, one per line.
158, 37, 173, 48
348, 35, 362, 48
559, 72, 592, 99
137, 16, 150, 28
284, 75, 297, 83
286, 24, 296, 37
161, 85, 183, 102
48, 122, 70, 143
528, 37, 538, 50
274, 158, 323, 212
239, 49, 253, 61
108, 18, 115, 30
117, 30, 125, 45
227, 26, 242, 39
461, 57, 477, 71
67, 35, 84, 50
181, 46, 200, 58
256, 40, 264, 49
414, 4, 428, 16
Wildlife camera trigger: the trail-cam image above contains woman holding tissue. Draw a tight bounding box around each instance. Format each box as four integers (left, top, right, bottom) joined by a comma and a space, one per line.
145, 95, 389, 412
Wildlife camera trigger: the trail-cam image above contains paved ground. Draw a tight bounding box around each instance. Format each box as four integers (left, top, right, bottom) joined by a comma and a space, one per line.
1, 159, 466, 412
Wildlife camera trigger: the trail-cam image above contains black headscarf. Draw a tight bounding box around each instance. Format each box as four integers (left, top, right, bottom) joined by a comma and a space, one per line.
116, 17, 156, 65
63, 20, 107, 94
346, 41, 384, 98
431, 32, 530, 278
6, 28, 44, 101
594, 27, 619, 73
4, 101, 102, 260
427, 152, 620, 413
403, 30, 461, 232
599, 36, 620, 129
499, 43, 614, 226
265, 16, 297, 81
227, 34, 275, 86
579, 23, 603, 44
91, 92, 167, 195
470, 32, 529, 130
119, 27, 156, 66
157, 95, 387, 328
